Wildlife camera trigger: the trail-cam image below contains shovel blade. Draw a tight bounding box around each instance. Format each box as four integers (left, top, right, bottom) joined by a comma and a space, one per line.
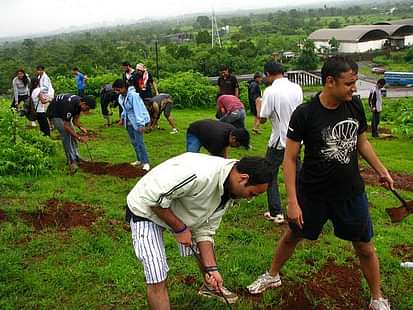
386, 207, 409, 223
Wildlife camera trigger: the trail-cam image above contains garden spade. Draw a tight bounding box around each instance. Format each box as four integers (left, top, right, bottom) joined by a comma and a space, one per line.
386, 189, 413, 223
85, 142, 93, 162
189, 245, 233, 309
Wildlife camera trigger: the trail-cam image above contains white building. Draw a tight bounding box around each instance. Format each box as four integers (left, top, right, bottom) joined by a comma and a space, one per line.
308, 19, 413, 53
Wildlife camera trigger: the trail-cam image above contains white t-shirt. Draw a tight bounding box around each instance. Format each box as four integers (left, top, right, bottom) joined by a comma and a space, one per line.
31, 88, 49, 113
260, 78, 303, 149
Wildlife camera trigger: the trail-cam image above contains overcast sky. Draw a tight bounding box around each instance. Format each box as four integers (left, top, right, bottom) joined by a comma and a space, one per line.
0, 0, 329, 38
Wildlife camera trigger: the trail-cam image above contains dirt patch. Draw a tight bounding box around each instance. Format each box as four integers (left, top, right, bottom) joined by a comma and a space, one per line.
0, 209, 6, 222
79, 161, 146, 179
391, 244, 413, 261
306, 260, 365, 309
19, 199, 102, 231
280, 284, 316, 310
361, 167, 413, 192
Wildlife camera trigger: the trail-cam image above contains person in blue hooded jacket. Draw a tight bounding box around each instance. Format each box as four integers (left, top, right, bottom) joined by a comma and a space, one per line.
112, 79, 151, 171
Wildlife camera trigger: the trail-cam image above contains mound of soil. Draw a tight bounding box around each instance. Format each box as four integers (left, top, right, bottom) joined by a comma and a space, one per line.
361, 167, 413, 192
239, 260, 364, 309
391, 244, 413, 261
0, 209, 6, 222
79, 161, 146, 179
19, 199, 102, 231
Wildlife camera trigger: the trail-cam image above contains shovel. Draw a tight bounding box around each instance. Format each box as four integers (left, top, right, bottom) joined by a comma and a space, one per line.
386, 189, 413, 223
85, 142, 93, 161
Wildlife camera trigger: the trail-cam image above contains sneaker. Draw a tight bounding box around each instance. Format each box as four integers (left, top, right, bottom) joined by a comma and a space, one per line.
274, 214, 285, 224
130, 161, 141, 166
198, 284, 238, 304
369, 298, 390, 310
263, 212, 276, 221
69, 162, 79, 173
170, 128, 179, 134
247, 272, 282, 294
142, 163, 150, 171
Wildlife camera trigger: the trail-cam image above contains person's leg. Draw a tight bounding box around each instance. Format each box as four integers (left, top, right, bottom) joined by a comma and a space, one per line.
372, 112, 379, 137
52, 118, 75, 164
126, 124, 142, 162
147, 282, 170, 310
186, 133, 202, 153
37, 113, 50, 136
164, 104, 177, 131
101, 98, 112, 127
130, 219, 170, 309
134, 129, 150, 164
269, 228, 302, 276
376, 112, 381, 136
265, 147, 284, 217
353, 241, 382, 300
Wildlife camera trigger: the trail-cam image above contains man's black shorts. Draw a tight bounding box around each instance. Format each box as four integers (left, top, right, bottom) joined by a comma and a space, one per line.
289, 192, 373, 242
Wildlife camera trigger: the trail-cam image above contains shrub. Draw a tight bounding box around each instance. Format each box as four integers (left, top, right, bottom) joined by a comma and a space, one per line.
0, 102, 55, 176
157, 71, 216, 108
53, 73, 119, 96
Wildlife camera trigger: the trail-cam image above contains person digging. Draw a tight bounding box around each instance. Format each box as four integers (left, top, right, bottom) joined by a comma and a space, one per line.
186, 119, 250, 158
126, 153, 274, 309
247, 56, 394, 310
47, 94, 96, 172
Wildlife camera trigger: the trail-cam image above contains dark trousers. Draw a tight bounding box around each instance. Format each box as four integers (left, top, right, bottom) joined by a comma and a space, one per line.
266, 147, 301, 216
37, 112, 50, 136
371, 111, 380, 137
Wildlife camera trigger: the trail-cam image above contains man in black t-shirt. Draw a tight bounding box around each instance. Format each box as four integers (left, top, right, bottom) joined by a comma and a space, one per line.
217, 65, 239, 97
134, 63, 159, 102
247, 72, 262, 133
248, 56, 393, 310
100, 84, 119, 127
47, 94, 96, 171
186, 119, 250, 158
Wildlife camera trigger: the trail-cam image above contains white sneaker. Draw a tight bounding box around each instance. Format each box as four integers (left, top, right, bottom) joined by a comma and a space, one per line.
369, 298, 391, 310
247, 272, 282, 294
263, 212, 276, 221
130, 161, 141, 166
170, 128, 178, 134
31, 121, 37, 127
142, 163, 150, 171
274, 214, 285, 224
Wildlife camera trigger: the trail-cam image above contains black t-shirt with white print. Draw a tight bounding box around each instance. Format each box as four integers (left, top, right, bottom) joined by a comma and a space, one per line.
47, 94, 81, 121
287, 94, 368, 200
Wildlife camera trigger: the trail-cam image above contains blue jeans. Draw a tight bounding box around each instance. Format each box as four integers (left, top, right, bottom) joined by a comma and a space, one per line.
186, 133, 202, 153
126, 123, 149, 164
266, 147, 301, 216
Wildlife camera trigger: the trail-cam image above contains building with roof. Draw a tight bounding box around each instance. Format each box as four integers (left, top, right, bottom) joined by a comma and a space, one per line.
308, 19, 413, 53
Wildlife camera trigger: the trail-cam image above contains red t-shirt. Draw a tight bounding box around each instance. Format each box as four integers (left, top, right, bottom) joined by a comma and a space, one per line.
217, 95, 244, 113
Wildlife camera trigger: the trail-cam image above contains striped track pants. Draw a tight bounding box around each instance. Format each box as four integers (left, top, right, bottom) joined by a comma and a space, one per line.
130, 220, 197, 284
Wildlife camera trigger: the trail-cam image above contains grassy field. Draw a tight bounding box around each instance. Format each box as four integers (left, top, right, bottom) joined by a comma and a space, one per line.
1, 98, 412, 309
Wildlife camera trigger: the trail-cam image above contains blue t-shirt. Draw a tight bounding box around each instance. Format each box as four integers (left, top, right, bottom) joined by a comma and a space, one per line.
75, 72, 86, 90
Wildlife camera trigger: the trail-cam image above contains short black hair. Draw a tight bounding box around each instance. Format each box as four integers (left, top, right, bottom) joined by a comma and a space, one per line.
264, 62, 284, 76
230, 128, 250, 150
80, 95, 96, 109
122, 61, 131, 67
377, 78, 385, 85
219, 64, 230, 71
72, 67, 79, 71
254, 72, 262, 79
112, 79, 127, 89
321, 56, 358, 85
36, 65, 45, 70
235, 157, 274, 186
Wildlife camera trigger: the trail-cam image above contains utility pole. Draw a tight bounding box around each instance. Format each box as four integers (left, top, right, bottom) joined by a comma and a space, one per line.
211, 9, 222, 48
155, 40, 159, 79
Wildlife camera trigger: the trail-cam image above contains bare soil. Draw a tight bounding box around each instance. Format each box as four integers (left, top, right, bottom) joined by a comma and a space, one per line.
79, 161, 146, 179
361, 167, 413, 192
391, 244, 413, 261
19, 199, 102, 231
0, 209, 6, 222
239, 260, 366, 309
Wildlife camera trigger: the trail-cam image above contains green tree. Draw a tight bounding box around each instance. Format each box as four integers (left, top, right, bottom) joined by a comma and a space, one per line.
295, 39, 319, 71
328, 18, 342, 29
328, 37, 340, 54
196, 31, 211, 45
196, 16, 211, 28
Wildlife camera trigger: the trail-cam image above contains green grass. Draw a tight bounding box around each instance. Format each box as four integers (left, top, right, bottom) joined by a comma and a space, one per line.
1, 99, 412, 309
